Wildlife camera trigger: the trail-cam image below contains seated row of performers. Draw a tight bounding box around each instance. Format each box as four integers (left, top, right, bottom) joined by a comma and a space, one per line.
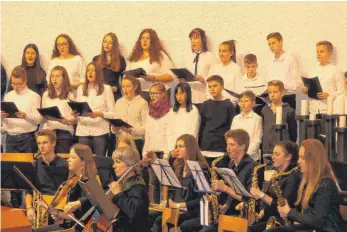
22, 128, 346, 232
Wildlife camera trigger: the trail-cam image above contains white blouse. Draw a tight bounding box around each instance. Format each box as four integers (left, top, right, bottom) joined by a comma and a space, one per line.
208, 61, 242, 104
41, 91, 75, 135
143, 111, 173, 157
114, 95, 149, 140
46, 55, 86, 85
75, 84, 115, 136
179, 51, 217, 104
127, 51, 174, 91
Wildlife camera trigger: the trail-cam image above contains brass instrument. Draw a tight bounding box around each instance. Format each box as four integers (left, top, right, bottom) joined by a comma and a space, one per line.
204, 155, 224, 225
265, 166, 300, 229
33, 191, 47, 229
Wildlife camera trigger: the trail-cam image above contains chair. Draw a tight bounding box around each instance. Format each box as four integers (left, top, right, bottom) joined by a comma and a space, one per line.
218, 215, 248, 232
162, 207, 182, 232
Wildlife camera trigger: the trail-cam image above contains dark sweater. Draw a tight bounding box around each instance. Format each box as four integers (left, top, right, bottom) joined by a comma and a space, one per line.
261, 103, 297, 154
199, 98, 235, 152
93, 55, 126, 101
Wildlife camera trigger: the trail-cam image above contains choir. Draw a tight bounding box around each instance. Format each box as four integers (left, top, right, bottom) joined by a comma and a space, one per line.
1, 29, 347, 232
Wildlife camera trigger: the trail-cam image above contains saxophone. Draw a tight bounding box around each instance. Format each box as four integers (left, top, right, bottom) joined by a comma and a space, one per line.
32, 192, 48, 229
239, 163, 266, 225
204, 155, 224, 224
265, 166, 300, 229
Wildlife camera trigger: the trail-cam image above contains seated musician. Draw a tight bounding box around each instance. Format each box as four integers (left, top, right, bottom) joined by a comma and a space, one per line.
201, 129, 262, 232
25, 129, 68, 227
149, 134, 210, 232
269, 139, 347, 232
35, 143, 97, 232
248, 141, 301, 232
108, 146, 150, 232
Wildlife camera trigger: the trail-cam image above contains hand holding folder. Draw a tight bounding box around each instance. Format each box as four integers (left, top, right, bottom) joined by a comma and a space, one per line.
105, 118, 133, 128
301, 76, 323, 100
170, 68, 195, 82
37, 106, 64, 121
122, 68, 147, 78
68, 101, 93, 116
1, 101, 19, 118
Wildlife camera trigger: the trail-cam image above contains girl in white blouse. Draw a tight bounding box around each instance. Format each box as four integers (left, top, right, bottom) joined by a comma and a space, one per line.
112, 76, 148, 156
74, 62, 115, 156
127, 28, 174, 101
208, 40, 242, 105
170, 82, 200, 150
179, 28, 217, 107
46, 34, 86, 91
42, 65, 76, 153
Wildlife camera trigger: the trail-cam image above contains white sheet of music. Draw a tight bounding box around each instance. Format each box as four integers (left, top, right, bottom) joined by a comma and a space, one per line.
151, 159, 182, 188
186, 160, 214, 193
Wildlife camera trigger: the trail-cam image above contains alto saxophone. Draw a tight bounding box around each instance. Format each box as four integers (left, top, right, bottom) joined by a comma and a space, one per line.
240, 163, 266, 225
32, 192, 48, 229
265, 166, 300, 229
204, 155, 224, 224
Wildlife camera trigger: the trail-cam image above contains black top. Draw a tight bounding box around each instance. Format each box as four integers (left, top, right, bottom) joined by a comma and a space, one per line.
223, 154, 260, 215
1, 63, 7, 100
32, 155, 68, 195
261, 103, 297, 154
92, 55, 126, 101
199, 99, 235, 152
112, 175, 149, 232
7, 65, 47, 96
261, 166, 302, 221
287, 177, 346, 232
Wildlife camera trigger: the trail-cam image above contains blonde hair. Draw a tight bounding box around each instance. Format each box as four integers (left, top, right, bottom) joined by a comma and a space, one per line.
268, 80, 285, 92
116, 133, 137, 151
112, 146, 140, 167
295, 139, 336, 208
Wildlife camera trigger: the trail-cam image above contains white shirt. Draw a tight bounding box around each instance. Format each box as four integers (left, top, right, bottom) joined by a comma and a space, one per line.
46, 55, 86, 85
41, 91, 75, 135
237, 73, 267, 96
114, 95, 149, 140
180, 51, 217, 103
127, 51, 174, 91
3, 87, 41, 135
308, 63, 344, 114
208, 61, 242, 104
143, 111, 173, 157
170, 105, 200, 145
265, 51, 301, 94
75, 84, 115, 136
231, 110, 262, 161
333, 92, 347, 114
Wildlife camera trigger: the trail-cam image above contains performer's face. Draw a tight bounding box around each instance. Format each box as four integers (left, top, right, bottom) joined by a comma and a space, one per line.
190, 34, 202, 52
36, 135, 55, 156
103, 35, 113, 53
68, 149, 85, 173
175, 139, 187, 159
298, 146, 306, 174
272, 145, 291, 171
122, 79, 137, 99
113, 158, 128, 177
226, 137, 244, 160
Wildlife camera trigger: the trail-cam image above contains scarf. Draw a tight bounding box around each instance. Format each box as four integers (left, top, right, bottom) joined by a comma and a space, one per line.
149, 99, 171, 118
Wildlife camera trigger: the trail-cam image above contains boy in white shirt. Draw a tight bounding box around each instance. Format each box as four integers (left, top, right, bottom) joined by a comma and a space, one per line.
231, 91, 262, 161
1, 66, 41, 152
301, 41, 344, 114
265, 32, 301, 110
333, 72, 347, 114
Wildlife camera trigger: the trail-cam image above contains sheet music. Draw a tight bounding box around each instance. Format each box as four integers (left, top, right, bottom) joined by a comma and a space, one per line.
151, 159, 182, 188
213, 167, 253, 198
186, 160, 214, 193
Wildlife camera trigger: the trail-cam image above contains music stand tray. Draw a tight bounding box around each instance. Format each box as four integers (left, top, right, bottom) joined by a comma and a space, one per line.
1, 161, 35, 190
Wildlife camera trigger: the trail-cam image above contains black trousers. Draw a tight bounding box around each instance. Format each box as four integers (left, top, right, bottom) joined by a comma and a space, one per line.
54, 129, 75, 154
78, 133, 108, 156
283, 94, 296, 111
152, 212, 198, 232
5, 131, 37, 153
180, 217, 202, 232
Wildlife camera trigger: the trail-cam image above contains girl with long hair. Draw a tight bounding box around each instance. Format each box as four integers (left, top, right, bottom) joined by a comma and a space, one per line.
42, 65, 76, 153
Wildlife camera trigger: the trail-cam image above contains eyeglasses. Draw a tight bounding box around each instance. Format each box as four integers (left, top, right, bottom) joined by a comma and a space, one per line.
11, 82, 25, 87
149, 92, 162, 96
57, 42, 68, 48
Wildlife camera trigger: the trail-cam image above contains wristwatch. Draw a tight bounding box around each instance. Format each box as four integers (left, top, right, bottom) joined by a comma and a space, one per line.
259, 192, 265, 200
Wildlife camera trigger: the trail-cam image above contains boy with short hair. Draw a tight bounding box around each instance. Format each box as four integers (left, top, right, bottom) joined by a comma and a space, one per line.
301, 41, 345, 114
1, 66, 41, 152
238, 54, 267, 96
199, 75, 235, 152
231, 91, 262, 161
261, 80, 297, 155
265, 32, 301, 110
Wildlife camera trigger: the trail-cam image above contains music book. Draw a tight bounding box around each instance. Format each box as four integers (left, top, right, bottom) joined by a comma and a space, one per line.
170, 68, 195, 82
67, 101, 93, 116
105, 118, 133, 128
0, 101, 19, 118
122, 68, 147, 78
301, 76, 323, 100
37, 106, 64, 120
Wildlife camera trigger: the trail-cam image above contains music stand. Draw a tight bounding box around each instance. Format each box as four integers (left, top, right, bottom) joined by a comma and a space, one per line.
78, 177, 119, 230
93, 156, 116, 189
186, 160, 215, 227
1, 161, 35, 190
213, 167, 253, 199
